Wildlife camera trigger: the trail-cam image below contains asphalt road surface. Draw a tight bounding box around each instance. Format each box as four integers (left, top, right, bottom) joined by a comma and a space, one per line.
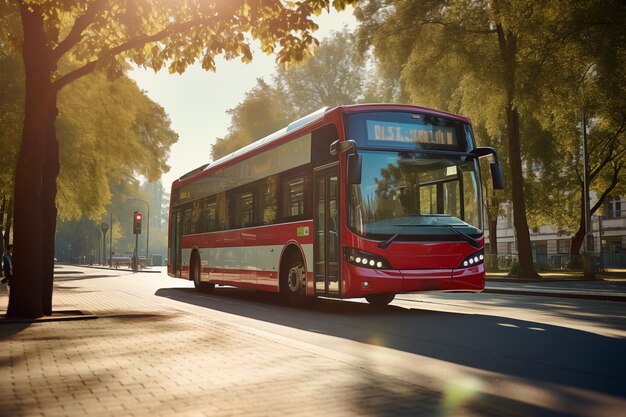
59, 267, 626, 416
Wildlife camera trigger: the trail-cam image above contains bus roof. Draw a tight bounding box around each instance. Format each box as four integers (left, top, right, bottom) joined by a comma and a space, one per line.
173, 103, 470, 187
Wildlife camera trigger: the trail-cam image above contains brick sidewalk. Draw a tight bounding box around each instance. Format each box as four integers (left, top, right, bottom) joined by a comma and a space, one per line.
0, 277, 451, 417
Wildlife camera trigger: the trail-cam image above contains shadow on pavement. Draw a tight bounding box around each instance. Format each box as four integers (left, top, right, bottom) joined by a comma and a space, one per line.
156, 286, 626, 402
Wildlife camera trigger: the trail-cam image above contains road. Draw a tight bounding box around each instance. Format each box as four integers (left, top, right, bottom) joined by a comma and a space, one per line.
55, 267, 626, 416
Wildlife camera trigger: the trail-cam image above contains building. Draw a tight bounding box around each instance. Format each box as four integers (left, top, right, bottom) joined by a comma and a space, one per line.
487, 196, 626, 269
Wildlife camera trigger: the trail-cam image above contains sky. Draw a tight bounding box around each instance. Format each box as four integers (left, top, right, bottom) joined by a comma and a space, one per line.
129, 7, 358, 191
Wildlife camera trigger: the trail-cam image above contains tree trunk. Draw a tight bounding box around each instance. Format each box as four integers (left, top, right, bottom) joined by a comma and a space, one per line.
487, 217, 499, 271
496, 24, 539, 279
570, 188, 586, 257
7, 4, 57, 319
2, 198, 13, 250
0, 197, 5, 248
42, 91, 60, 316
488, 218, 498, 255
505, 105, 539, 278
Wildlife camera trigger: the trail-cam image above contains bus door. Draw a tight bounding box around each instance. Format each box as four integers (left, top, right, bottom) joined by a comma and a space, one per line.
171, 210, 183, 277
314, 165, 340, 296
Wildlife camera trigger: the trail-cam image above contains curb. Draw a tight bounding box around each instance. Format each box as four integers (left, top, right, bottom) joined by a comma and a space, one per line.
483, 287, 626, 302
77, 265, 162, 273
0, 310, 98, 325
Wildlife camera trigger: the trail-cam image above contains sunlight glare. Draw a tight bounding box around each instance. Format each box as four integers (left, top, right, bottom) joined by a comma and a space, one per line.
442, 376, 483, 413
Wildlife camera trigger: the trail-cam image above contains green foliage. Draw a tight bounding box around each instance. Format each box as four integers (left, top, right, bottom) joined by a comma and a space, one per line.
213, 29, 373, 159
56, 70, 178, 221
274, 29, 366, 118
355, 0, 625, 258
212, 79, 289, 159
2, 0, 359, 91
0, 50, 23, 197
0, 52, 178, 223
55, 180, 170, 263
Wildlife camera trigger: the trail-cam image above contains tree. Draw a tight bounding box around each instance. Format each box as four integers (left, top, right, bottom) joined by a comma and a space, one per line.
211, 79, 289, 160
5, 0, 358, 318
531, 22, 626, 257
56, 71, 177, 220
0, 41, 23, 249
213, 29, 370, 159
2, 44, 177, 264
274, 29, 366, 119
355, 0, 624, 278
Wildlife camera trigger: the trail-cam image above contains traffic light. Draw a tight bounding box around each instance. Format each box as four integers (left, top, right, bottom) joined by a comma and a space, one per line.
133, 211, 142, 235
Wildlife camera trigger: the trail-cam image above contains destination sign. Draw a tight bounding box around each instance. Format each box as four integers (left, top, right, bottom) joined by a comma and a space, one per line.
366, 120, 457, 147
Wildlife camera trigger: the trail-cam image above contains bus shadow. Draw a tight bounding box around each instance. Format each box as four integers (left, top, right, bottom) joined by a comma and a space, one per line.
155, 286, 626, 400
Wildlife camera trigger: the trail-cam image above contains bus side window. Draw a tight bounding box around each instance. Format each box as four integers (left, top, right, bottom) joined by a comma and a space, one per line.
282, 176, 305, 218
237, 191, 255, 228
262, 176, 278, 225
312, 124, 339, 166
216, 192, 228, 231
183, 208, 192, 235
207, 201, 217, 232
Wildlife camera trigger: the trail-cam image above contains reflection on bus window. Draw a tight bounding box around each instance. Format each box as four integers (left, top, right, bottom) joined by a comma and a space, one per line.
283, 176, 305, 217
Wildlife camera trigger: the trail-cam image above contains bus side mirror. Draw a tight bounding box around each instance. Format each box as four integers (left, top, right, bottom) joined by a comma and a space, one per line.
347, 153, 362, 185
472, 147, 505, 190
331, 139, 362, 184
490, 162, 504, 190
330, 139, 356, 156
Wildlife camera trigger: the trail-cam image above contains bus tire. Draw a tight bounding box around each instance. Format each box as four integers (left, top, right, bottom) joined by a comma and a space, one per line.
281, 253, 310, 306
191, 252, 214, 293
365, 293, 395, 306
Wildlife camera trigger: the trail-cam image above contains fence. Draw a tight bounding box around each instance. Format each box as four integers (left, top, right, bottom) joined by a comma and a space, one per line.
485, 252, 626, 273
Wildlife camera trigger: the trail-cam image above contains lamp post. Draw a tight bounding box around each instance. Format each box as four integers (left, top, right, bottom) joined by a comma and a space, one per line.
101, 222, 109, 266
129, 197, 150, 267
109, 211, 113, 267
580, 64, 595, 278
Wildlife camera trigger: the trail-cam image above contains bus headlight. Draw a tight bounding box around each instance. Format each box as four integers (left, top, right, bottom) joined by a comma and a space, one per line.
460, 250, 484, 268
345, 248, 392, 270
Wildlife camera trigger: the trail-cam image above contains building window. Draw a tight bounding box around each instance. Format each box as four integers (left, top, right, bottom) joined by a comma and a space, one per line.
607, 197, 622, 218
507, 241, 517, 254
557, 239, 570, 254
506, 206, 514, 227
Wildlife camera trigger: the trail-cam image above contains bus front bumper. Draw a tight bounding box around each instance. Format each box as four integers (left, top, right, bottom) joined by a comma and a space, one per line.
343, 263, 485, 298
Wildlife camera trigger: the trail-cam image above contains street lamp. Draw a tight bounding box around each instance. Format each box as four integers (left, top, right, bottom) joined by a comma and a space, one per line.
129, 197, 150, 267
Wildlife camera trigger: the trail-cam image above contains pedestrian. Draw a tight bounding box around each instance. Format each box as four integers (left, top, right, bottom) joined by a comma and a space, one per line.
2, 244, 13, 286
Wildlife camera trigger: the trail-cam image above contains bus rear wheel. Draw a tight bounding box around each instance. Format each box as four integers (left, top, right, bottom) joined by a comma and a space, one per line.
365, 293, 395, 306
191, 254, 214, 293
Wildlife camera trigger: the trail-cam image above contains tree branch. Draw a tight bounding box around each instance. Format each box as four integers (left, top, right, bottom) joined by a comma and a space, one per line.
53, 16, 213, 91
420, 18, 496, 35
589, 116, 626, 179
53, 0, 108, 61
590, 162, 621, 214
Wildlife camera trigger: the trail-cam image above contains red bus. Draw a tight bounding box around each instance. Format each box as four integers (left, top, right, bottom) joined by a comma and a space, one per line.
168, 104, 503, 305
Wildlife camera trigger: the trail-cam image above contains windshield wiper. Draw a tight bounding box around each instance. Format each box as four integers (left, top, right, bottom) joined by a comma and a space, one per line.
377, 222, 481, 249
446, 225, 481, 248
377, 216, 422, 249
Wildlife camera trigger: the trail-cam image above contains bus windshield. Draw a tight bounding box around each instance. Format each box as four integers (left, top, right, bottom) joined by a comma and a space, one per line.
348, 150, 483, 241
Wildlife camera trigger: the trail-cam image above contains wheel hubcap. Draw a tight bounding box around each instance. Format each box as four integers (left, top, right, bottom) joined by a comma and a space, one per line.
287, 264, 305, 293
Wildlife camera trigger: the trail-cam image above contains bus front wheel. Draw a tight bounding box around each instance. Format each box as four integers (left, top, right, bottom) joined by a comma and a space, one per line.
365, 293, 395, 306
282, 254, 310, 306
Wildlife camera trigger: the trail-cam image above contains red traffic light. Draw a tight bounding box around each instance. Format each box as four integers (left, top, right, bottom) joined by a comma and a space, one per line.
133, 211, 143, 234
